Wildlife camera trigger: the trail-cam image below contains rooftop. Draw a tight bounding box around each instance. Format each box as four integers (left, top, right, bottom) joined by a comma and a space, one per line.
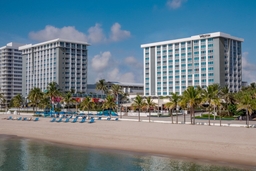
19, 38, 89, 50
141, 32, 244, 48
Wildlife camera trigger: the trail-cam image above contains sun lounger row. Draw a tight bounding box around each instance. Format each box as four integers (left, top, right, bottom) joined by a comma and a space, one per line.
50, 117, 95, 123
5, 116, 39, 121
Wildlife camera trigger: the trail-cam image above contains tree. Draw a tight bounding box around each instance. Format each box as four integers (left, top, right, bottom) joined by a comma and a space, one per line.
178, 96, 188, 123
144, 96, 156, 122
12, 94, 23, 114
96, 79, 108, 96
236, 92, 256, 127
131, 95, 145, 122
165, 93, 181, 124
0, 92, 5, 112
80, 96, 95, 115
219, 86, 234, 116
38, 97, 51, 110
182, 86, 201, 125
111, 84, 123, 103
61, 92, 76, 112
28, 87, 43, 113
44, 82, 61, 111
201, 84, 220, 126
102, 95, 116, 118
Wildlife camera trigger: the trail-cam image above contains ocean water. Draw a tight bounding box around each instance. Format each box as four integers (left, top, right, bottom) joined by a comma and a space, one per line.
0, 136, 254, 171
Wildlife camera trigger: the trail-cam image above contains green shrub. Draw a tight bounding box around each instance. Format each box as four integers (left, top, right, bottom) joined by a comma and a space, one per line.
201, 114, 214, 117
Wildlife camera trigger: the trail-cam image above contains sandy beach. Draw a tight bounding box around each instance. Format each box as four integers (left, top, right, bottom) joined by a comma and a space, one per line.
0, 115, 255, 167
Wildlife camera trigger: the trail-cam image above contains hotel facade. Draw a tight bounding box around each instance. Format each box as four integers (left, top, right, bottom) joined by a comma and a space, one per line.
141, 32, 243, 96
19, 39, 89, 97
0, 42, 23, 104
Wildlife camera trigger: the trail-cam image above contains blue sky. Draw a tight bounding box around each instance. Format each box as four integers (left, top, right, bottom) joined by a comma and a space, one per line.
1, 0, 256, 84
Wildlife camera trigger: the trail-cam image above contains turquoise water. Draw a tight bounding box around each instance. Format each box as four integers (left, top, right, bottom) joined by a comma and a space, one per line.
0, 136, 253, 171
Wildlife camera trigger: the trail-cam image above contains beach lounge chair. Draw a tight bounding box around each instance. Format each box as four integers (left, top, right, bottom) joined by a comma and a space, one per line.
7, 116, 12, 120
80, 118, 86, 123
17, 117, 22, 121
88, 118, 95, 123
50, 118, 56, 122
27, 117, 33, 121
72, 118, 77, 123
115, 118, 119, 121
64, 118, 70, 123
22, 117, 27, 121
98, 117, 102, 120
56, 118, 63, 122
107, 117, 111, 121
34, 118, 39, 121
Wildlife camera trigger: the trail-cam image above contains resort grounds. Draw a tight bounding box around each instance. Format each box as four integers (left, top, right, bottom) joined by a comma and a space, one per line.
0, 113, 256, 168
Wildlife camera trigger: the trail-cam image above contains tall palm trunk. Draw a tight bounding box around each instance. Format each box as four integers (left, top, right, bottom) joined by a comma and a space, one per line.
171, 109, 173, 124
246, 108, 249, 127
138, 109, 140, 122
183, 110, 186, 123
176, 110, 178, 124
148, 108, 151, 122
219, 108, 222, 127
193, 108, 196, 125
190, 108, 193, 124
208, 108, 211, 126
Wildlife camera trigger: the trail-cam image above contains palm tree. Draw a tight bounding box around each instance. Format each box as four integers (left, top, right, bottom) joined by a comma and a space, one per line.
28, 87, 43, 113
131, 95, 145, 122
236, 92, 256, 127
219, 86, 234, 116
96, 79, 108, 96
178, 96, 188, 123
201, 84, 220, 126
80, 96, 95, 115
13, 94, 23, 115
102, 95, 116, 118
165, 93, 181, 124
38, 97, 51, 110
44, 82, 61, 111
0, 93, 5, 112
144, 96, 156, 122
182, 86, 201, 125
111, 84, 123, 103
61, 92, 76, 112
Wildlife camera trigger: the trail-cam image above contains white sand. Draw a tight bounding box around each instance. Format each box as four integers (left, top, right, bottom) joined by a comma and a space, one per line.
0, 115, 256, 167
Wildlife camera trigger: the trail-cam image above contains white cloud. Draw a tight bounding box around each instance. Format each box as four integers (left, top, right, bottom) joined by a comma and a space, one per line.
89, 52, 139, 83
242, 52, 256, 83
109, 23, 131, 42
91, 51, 112, 72
107, 68, 136, 83
166, 0, 187, 9
87, 24, 106, 44
125, 56, 143, 69
29, 25, 87, 42
29, 23, 130, 44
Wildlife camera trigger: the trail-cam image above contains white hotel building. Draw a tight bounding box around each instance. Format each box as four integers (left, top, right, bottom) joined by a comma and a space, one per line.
0, 42, 23, 104
19, 39, 89, 97
141, 32, 243, 96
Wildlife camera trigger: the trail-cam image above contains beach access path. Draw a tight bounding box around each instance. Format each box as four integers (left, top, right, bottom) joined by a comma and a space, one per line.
0, 114, 256, 167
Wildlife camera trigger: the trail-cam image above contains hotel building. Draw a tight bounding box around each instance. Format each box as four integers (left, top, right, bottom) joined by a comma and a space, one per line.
0, 42, 23, 104
19, 39, 89, 97
141, 32, 243, 96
